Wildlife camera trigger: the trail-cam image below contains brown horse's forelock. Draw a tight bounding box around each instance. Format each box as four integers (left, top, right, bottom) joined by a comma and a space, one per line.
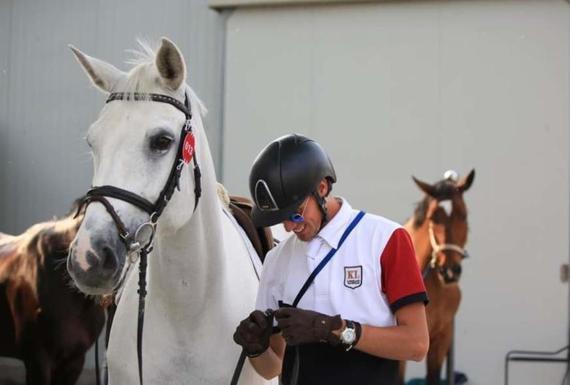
432, 180, 460, 200
412, 179, 462, 229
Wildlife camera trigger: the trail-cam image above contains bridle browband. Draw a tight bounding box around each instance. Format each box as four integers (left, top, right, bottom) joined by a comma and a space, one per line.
76, 91, 202, 385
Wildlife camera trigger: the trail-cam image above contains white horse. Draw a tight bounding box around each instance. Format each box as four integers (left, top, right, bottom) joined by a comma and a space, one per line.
66, 38, 271, 385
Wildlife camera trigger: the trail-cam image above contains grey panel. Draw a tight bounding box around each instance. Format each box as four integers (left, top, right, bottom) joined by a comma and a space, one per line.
0, 1, 13, 218
0, 1, 225, 371
0, 0, 224, 233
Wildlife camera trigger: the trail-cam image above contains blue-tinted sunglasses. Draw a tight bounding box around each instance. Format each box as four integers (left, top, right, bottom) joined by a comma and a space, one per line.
289, 197, 310, 223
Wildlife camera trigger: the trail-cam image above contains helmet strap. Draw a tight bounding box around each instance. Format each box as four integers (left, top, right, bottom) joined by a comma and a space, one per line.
313, 190, 329, 231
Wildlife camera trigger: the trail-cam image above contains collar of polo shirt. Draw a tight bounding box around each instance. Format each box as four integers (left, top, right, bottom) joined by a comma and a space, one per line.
316, 197, 353, 250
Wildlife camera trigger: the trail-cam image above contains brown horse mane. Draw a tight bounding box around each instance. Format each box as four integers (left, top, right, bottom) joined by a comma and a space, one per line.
0, 201, 83, 294
412, 196, 430, 229
0, 198, 107, 370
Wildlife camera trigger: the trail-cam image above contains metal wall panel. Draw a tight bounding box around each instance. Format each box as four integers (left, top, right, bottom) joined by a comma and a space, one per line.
0, 0, 225, 373
0, 0, 225, 234
222, 1, 569, 384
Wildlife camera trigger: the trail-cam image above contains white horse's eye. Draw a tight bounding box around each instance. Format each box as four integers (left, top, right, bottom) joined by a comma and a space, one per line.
150, 135, 174, 153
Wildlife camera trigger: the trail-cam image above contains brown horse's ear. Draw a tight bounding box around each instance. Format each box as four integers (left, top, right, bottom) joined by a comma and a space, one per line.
412, 176, 437, 197
457, 169, 475, 192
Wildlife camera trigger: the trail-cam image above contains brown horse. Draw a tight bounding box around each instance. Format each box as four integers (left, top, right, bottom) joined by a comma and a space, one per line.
0, 206, 105, 385
401, 169, 475, 385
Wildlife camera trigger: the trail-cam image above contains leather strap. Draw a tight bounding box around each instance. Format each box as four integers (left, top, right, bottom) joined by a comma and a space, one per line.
287, 211, 365, 385
137, 247, 149, 385
87, 186, 155, 215
292, 211, 365, 307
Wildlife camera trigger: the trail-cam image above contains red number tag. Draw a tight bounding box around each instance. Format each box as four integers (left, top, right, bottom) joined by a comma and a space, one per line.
182, 133, 195, 164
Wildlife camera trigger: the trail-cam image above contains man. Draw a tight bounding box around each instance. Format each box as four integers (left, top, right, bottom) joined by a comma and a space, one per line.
233, 134, 429, 385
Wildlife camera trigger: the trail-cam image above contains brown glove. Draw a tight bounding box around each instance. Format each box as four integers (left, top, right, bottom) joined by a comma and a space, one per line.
233, 310, 274, 357
274, 307, 342, 346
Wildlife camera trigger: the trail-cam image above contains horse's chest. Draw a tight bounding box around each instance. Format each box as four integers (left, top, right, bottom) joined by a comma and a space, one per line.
107, 286, 246, 385
425, 275, 461, 325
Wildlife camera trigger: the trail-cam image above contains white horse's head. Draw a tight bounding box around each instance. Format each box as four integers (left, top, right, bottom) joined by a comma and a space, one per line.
67, 38, 206, 295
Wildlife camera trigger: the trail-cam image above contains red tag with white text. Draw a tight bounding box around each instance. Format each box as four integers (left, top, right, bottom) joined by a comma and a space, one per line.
182, 133, 195, 164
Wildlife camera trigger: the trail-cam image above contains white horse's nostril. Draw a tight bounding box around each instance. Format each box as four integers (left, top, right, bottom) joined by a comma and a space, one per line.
101, 246, 119, 270
71, 232, 95, 272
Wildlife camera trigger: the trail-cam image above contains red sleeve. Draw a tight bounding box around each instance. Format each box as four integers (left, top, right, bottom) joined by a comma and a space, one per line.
380, 228, 428, 313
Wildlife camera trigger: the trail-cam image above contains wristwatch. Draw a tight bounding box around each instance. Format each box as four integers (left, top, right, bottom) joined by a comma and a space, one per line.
340, 320, 359, 351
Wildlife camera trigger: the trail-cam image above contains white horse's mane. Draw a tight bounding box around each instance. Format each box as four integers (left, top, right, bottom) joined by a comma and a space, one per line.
120, 39, 208, 117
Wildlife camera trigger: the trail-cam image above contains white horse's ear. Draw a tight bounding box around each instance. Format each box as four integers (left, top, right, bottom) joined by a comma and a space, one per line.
155, 37, 186, 91
69, 45, 124, 93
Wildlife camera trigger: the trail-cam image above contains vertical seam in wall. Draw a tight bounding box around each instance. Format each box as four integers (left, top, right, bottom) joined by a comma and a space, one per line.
437, 3, 443, 170
2, 0, 14, 228
567, 0, 570, 369
218, 8, 233, 183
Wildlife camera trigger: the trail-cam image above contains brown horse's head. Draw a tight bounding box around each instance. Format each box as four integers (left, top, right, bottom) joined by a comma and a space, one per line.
411, 169, 475, 284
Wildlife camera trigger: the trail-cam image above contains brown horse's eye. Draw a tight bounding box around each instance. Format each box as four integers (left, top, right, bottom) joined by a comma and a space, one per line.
150, 135, 174, 153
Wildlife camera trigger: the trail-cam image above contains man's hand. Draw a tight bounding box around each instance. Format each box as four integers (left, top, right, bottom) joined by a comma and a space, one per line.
233, 310, 274, 357
274, 308, 343, 346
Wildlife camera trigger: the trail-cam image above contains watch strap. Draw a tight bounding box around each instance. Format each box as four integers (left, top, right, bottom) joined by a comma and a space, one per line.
344, 320, 362, 351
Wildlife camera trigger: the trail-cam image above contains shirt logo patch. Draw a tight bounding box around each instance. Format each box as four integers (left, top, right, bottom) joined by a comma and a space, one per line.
344, 266, 363, 289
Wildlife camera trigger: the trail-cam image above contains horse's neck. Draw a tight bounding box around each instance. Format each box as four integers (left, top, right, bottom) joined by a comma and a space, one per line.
144, 98, 237, 316
404, 217, 432, 272
149, 186, 227, 307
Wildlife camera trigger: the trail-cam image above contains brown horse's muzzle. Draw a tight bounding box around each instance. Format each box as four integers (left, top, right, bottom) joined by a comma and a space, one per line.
438, 263, 462, 284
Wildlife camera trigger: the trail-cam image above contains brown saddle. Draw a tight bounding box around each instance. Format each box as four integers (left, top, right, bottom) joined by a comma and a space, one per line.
228, 196, 274, 263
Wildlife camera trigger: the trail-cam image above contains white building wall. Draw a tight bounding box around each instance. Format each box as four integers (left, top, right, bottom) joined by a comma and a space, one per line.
221, 1, 569, 384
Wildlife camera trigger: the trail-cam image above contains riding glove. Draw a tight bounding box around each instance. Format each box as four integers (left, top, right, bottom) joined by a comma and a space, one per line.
233, 310, 274, 357
274, 308, 342, 346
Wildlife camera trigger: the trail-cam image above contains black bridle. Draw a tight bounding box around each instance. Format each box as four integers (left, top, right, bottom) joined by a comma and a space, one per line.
76, 91, 202, 385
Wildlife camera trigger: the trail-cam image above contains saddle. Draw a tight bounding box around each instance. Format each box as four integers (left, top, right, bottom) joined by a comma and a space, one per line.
228, 196, 274, 263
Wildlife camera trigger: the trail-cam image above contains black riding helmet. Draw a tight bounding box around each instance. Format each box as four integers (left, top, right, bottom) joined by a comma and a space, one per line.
249, 134, 336, 227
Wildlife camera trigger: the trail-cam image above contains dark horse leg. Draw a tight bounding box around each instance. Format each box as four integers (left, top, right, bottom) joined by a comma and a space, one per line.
426, 326, 453, 385
51, 354, 85, 385
24, 351, 52, 385
397, 360, 407, 385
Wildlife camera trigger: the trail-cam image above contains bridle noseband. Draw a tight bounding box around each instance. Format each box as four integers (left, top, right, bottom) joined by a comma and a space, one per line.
76, 91, 202, 385
426, 222, 469, 284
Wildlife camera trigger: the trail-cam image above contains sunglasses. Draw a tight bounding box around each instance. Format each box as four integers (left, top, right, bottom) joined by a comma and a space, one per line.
289, 197, 310, 223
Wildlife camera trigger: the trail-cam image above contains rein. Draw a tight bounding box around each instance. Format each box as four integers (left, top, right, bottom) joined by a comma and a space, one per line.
76, 92, 202, 385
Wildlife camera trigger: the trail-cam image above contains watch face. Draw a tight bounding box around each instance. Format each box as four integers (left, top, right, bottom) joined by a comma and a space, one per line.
341, 328, 356, 344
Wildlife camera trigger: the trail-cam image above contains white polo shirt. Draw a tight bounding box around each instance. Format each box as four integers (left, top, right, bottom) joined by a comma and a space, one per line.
255, 198, 427, 327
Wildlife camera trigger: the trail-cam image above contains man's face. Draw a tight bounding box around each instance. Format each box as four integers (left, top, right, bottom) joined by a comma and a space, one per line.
282, 196, 321, 242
